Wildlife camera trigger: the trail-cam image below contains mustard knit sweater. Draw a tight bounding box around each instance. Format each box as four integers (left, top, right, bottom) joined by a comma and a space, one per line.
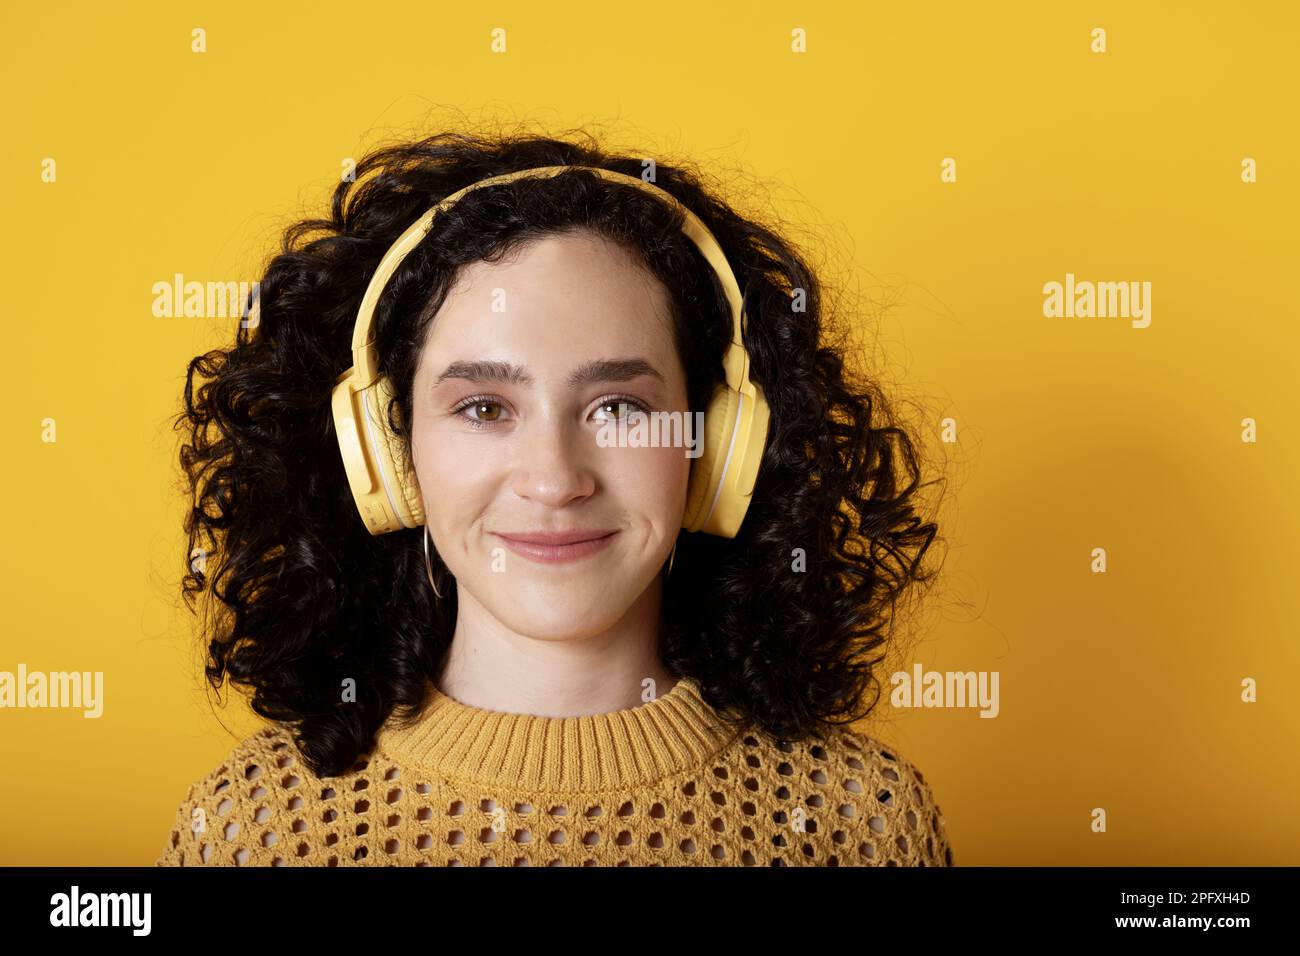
155, 675, 954, 867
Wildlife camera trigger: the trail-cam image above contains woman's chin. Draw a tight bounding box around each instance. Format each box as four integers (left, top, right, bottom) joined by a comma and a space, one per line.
483, 585, 634, 641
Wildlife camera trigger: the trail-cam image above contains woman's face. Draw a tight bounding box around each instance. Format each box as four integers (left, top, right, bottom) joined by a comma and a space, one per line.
410, 229, 693, 641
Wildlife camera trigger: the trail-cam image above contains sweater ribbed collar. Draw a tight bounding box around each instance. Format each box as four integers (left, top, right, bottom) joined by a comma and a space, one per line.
373, 675, 745, 792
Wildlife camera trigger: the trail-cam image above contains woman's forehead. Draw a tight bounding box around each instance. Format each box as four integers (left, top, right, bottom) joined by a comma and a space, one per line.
441, 231, 668, 315
422, 233, 679, 373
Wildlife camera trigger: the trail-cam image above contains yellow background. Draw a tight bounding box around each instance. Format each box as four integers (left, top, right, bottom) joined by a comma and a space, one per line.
1, 0, 1296, 865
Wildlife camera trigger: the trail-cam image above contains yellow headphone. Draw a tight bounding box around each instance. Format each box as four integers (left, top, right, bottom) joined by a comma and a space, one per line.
317, 165, 770, 539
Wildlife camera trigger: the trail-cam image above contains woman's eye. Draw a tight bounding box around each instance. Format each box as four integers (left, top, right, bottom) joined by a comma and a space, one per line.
457, 400, 506, 427
593, 398, 646, 421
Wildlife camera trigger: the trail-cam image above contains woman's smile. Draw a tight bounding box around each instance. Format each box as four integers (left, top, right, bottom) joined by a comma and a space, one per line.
490, 529, 620, 564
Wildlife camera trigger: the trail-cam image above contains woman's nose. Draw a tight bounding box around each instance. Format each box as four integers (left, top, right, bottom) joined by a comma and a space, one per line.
509, 414, 598, 507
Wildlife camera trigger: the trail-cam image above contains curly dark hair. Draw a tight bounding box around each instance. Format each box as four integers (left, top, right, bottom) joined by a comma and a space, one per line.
174, 125, 943, 778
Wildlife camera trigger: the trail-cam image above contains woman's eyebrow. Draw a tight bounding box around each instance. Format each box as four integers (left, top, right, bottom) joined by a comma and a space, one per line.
434, 358, 665, 389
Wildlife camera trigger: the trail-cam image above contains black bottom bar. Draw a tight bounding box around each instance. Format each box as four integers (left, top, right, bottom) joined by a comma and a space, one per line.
0, 866, 1283, 940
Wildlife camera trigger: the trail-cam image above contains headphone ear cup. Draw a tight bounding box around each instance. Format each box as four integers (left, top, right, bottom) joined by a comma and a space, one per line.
366, 375, 426, 528
683, 383, 738, 533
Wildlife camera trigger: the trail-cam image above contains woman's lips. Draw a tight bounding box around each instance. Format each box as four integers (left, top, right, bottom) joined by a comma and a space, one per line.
491, 531, 619, 564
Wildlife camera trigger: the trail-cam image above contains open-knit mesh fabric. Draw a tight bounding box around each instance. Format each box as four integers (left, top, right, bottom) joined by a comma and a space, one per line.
157, 724, 954, 867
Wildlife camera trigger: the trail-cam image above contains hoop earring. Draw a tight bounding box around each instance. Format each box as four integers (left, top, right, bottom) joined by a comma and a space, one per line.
423, 525, 446, 599
666, 540, 677, 578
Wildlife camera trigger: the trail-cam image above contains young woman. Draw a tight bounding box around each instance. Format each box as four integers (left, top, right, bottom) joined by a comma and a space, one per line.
156, 130, 953, 867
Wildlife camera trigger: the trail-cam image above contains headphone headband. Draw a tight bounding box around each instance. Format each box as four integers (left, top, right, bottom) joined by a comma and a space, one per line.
349, 166, 755, 392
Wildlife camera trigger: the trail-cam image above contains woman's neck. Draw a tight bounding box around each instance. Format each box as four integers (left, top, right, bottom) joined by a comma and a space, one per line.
435, 576, 677, 717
